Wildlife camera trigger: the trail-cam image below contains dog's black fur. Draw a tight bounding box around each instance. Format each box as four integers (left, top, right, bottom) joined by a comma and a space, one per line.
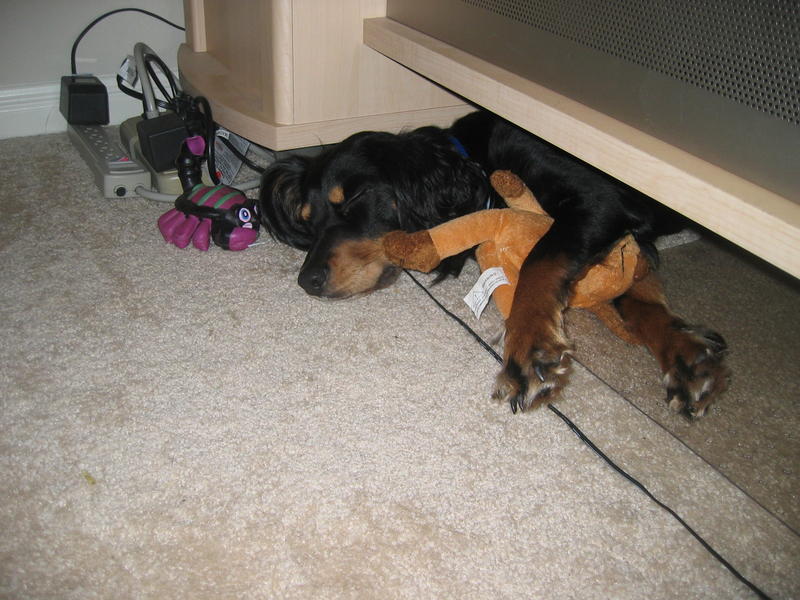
259, 110, 728, 417
259, 126, 489, 297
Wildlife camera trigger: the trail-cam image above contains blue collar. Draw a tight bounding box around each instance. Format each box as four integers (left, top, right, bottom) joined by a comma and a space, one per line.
448, 135, 469, 158
450, 135, 492, 209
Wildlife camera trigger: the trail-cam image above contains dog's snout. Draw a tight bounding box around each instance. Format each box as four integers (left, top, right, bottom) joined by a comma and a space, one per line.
298, 266, 328, 295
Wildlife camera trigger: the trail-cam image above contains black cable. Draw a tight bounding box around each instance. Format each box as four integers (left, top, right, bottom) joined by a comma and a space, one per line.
144, 62, 174, 109
144, 52, 179, 102
70, 8, 185, 75
193, 96, 219, 185
115, 74, 172, 111
404, 269, 772, 600
547, 404, 770, 600
117, 52, 183, 115
406, 270, 502, 362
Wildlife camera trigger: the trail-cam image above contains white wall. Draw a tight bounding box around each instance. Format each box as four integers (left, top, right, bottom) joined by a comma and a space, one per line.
0, 0, 185, 138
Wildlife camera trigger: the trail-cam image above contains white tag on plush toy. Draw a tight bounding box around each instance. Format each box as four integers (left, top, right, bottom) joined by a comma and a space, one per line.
464, 267, 510, 319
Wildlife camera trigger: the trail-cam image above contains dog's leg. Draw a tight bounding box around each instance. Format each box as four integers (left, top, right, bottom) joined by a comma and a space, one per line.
615, 271, 729, 418
490, 200, 628, 413
493, 253, 575, 412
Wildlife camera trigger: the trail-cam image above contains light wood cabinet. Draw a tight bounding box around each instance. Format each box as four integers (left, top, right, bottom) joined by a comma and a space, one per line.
178, 0, 470, 150
363, 17, 800, 278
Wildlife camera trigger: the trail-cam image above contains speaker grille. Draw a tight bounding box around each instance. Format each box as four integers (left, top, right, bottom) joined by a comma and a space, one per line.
463, 0, 800, 125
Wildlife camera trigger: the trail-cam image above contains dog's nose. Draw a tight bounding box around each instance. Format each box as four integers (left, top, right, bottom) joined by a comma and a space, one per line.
298, 266, 328, 295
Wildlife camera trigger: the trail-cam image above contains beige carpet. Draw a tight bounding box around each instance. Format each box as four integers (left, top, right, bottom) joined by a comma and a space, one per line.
1, 132, 798, 599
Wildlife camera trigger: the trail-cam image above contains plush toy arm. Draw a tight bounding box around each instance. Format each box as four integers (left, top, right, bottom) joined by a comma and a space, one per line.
383, 230, 441, 272
428, 209, 508, 258
490, 170, 546, 214
383, 209, 507, 272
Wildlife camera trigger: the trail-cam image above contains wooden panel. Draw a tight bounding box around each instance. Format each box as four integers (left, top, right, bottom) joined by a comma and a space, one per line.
178, 1, 469, 149
268, 0, 294, 124
178, 47, 470, 149
189, 0, 273, 122
182, 0, 206, 52
291, 0, 462, 123
364, 17, 800, 278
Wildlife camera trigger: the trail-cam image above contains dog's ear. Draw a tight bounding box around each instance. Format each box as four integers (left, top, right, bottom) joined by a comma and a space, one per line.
446, 158, 491, 217
393, 153, 489, 232
387, 144, 489, 283
258, 155, 317, 249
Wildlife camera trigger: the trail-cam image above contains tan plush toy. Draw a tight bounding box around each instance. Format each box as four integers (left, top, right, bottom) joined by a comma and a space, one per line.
383, 171, 647, 345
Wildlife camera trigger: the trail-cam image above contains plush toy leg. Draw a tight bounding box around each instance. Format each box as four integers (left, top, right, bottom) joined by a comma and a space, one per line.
158, 210, 201, 249
191, 219, 212, 251
569, 235, 640, 308
173, 215, 201, 249
474, 241, 516, 320
157, 209, 186, 242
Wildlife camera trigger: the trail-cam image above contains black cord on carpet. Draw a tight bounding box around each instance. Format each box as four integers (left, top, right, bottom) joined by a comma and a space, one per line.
404, 269, 771, 600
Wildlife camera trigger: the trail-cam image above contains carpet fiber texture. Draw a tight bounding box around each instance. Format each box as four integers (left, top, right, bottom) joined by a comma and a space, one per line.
1, 133, 798, 599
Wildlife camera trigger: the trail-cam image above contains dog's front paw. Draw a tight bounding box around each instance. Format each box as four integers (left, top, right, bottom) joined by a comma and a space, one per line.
492, 346, 573, 413
662, 325, 729, 419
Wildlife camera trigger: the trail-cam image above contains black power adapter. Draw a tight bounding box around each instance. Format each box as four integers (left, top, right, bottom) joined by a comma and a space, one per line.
135, 112, 188, 173
60, 75, 109, 125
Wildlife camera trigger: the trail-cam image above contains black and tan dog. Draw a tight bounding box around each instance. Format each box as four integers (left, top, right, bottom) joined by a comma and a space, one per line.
258, 125, 489, 296
258, 110, 728, 418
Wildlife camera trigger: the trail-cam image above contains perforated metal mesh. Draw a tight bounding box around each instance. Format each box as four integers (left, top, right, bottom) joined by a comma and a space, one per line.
462, 0, 800, 125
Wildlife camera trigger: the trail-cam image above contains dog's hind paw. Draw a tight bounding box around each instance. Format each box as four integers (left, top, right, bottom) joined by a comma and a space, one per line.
492, 348, 573, 413
663, 326, 729, 419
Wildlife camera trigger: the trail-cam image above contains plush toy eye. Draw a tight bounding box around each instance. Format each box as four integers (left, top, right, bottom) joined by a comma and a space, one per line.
238, 207, 252, 223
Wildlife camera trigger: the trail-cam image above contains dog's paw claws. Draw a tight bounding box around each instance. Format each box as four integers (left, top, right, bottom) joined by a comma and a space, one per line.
492, 349, 572, 414
534, 363, 546, 383
662, 326, 729, 419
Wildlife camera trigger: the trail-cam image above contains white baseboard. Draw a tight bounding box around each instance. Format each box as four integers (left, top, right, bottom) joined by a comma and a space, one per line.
0, 75, 159, 140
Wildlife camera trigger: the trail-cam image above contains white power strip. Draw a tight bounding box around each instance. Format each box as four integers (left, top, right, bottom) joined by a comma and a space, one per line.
67, 124, 150, 198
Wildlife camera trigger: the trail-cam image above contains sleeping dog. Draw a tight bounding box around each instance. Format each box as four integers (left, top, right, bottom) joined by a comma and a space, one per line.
258, 124, 489, 296
258, 110, 728, 418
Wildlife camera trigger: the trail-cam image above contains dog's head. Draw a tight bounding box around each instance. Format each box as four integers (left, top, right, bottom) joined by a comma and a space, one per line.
259, 128, 489, 298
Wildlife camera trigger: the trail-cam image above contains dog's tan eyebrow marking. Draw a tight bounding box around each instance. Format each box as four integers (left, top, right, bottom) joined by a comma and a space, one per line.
300, 203, 312, 220
328, 186, 344, 204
